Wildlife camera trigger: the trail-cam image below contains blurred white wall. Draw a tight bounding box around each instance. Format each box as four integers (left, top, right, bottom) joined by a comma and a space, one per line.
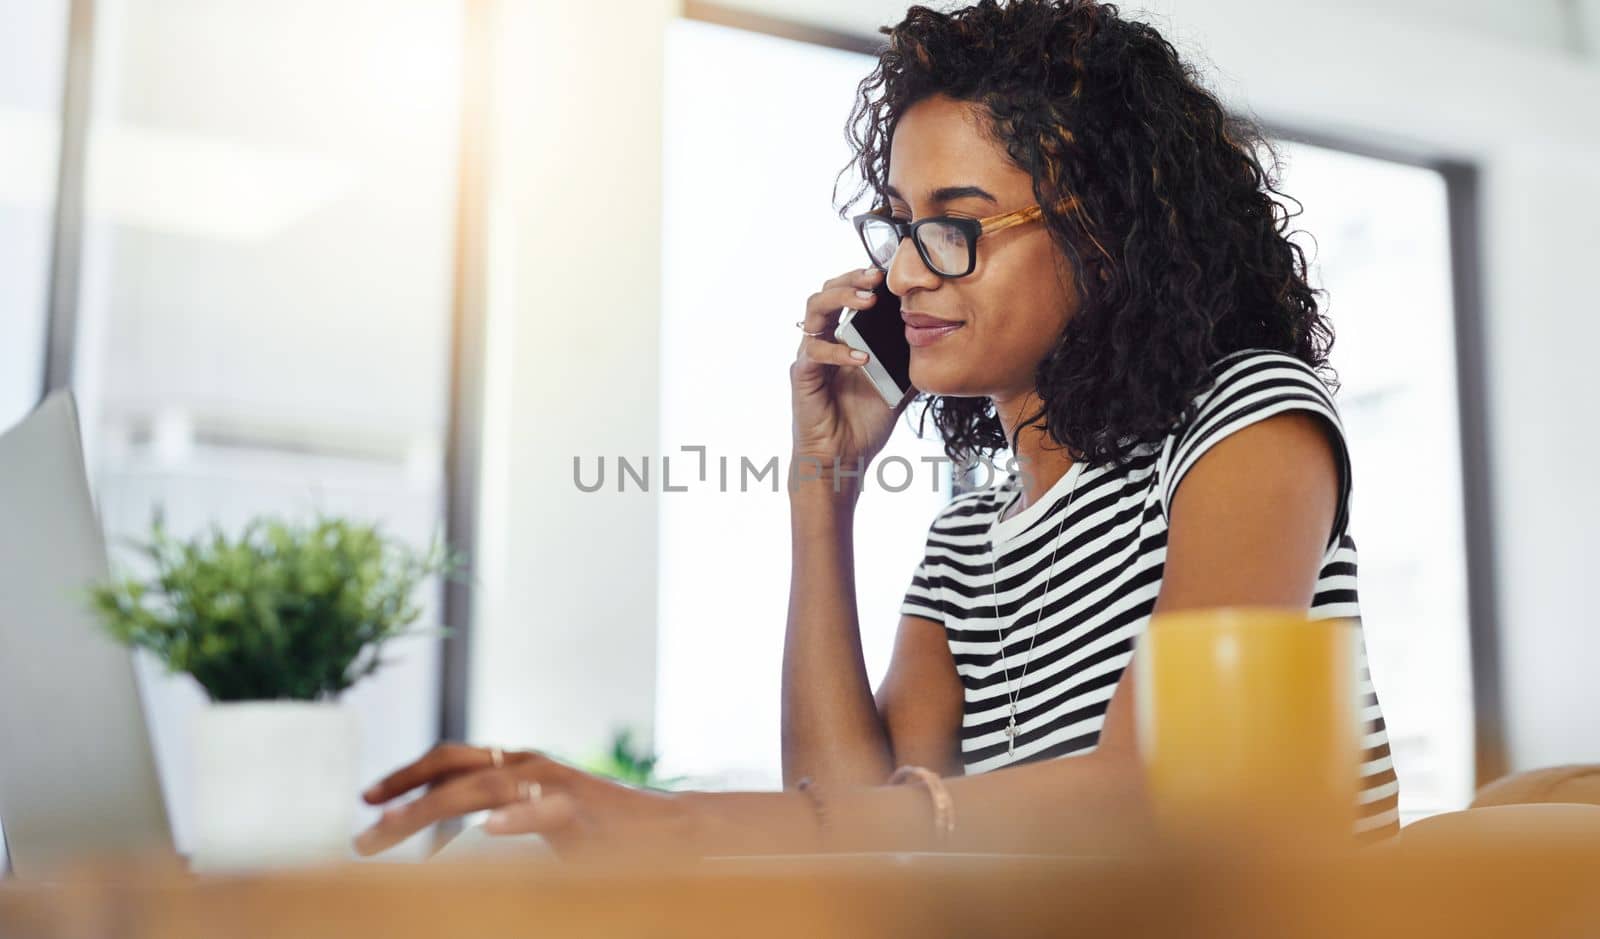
475, 0, 1599, 776
0, 0, 68, 431
651, 20, 959, 790
467, 0, 676, 763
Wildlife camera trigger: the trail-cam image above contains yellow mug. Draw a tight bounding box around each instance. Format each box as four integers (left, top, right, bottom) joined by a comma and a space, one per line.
1134, 607, 1362, 850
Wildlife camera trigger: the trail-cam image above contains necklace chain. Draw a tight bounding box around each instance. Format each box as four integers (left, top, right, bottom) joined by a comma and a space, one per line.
989, 465, 1082, 758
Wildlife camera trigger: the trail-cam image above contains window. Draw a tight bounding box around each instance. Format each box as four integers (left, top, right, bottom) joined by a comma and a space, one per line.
655, 19, 951, 789
1271, 141, 1476, 821
68, 0, 463, 858
0, 0, 68, 430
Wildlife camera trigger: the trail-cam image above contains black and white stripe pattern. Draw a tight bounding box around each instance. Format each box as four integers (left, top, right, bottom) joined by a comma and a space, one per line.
901, 349, 1400, 842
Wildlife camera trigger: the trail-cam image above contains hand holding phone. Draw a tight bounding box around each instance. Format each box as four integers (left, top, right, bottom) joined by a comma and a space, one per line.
833, 278, 915, 409
789, 268, 917, 478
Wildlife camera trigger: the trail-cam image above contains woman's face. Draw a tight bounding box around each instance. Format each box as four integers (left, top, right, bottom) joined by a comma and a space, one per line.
883, 94, 1078, 400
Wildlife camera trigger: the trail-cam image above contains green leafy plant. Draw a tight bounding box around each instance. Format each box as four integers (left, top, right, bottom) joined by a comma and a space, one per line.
582, 727, 689, 790
89, 511, 466, 702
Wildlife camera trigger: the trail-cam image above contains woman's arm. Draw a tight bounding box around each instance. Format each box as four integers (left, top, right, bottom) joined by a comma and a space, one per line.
356, 412, 1341, 859
712, 410, 1342, 854
873, 613, 965, 777
781, 469, 967, 788
780, 267, 946, 789
780, 473, 894, 788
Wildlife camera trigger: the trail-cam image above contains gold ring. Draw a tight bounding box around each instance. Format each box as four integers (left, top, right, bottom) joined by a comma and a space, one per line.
489, 746, 504, 769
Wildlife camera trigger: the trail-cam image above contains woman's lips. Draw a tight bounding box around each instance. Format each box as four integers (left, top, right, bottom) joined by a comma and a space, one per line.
904, 321, 964, 347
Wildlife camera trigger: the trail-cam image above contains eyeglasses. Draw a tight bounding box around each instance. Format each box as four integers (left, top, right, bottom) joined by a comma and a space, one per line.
851, 203, 1045, 278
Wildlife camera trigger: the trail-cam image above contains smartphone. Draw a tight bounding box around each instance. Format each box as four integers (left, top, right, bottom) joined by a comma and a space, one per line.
833, 278, 915, 409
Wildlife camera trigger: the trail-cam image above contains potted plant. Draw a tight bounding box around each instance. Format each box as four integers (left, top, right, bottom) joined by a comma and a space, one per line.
89, 511, 463, 871
582, 727, 690, 790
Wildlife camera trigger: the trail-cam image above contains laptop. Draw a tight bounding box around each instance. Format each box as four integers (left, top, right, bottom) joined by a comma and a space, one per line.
0, 390, 173, 877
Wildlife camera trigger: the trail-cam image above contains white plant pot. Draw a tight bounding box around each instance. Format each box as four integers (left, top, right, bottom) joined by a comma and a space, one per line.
190, 700, 359, 872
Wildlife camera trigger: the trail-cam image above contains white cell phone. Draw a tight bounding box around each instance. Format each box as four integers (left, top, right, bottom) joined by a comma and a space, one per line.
833, 279, 915, 409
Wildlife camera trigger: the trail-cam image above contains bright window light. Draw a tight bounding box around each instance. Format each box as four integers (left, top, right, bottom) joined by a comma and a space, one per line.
656, 19, 951, 790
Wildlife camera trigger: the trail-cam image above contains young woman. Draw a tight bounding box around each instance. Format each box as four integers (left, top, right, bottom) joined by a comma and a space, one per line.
354, 0, 1399, 860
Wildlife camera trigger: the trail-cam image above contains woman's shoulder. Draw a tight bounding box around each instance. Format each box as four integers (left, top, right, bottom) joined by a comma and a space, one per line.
1155, 346, 1354, 549
1203, 347, 1333, 390
1169, 348, 1342, 438
1202, 348, 1335, 396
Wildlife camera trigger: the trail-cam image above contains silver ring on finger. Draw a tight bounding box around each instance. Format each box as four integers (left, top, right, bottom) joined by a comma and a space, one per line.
795, 320, 827, 337
488, 746, 504, 769
517, 780, 542, 803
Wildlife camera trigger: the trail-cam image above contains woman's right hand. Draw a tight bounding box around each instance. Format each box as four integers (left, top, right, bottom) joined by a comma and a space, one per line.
790, 267, 913, 484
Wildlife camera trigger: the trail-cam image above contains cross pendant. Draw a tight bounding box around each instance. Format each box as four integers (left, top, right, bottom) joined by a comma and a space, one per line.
1005, 704, 1018, 756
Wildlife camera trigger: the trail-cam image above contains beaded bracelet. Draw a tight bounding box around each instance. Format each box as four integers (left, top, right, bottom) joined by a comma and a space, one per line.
888, 765, 955, 846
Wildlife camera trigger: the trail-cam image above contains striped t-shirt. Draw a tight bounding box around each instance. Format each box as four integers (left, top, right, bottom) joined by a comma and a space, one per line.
900, 348, 1401, 842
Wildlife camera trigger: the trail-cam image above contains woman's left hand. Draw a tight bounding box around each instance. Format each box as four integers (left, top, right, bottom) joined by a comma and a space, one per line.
353, 742, 699, 859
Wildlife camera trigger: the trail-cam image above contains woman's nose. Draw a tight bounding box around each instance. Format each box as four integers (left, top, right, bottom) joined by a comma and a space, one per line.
885, 234, 942, 295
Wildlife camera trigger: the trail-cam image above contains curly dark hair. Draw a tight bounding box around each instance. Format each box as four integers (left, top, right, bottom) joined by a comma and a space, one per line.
833, 0, 1337, 470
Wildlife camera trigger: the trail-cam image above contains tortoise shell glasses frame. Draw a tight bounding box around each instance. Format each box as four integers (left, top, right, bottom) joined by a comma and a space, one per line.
850, 203, 1045, 279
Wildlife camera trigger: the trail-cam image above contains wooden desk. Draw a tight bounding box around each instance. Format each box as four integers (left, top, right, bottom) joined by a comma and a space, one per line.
4, 838, 1599, 939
